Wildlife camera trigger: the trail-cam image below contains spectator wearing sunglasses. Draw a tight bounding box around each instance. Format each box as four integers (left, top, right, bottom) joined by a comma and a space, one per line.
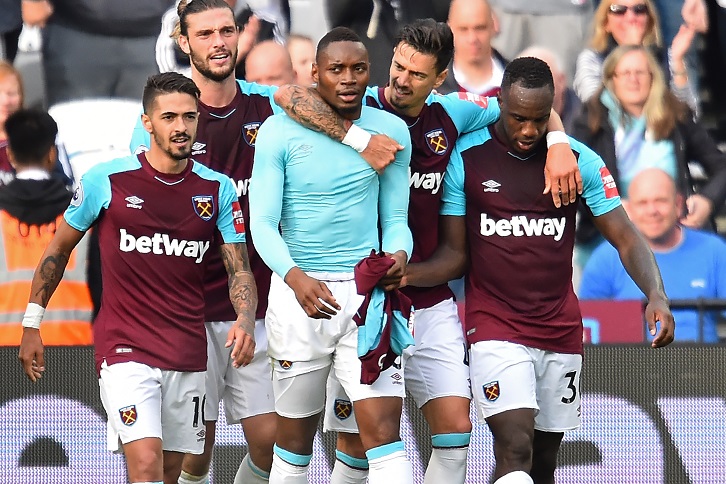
573, 0, 698, 115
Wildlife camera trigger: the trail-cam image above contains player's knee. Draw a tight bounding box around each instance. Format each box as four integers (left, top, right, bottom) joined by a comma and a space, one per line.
495, 430, 533, 469
361, 417, 401, 449
128, 451, 163, 480
337, 432, 366, 459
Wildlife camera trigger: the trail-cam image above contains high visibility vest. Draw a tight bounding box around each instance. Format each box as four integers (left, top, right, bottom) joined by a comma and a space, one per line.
0, 210, 93, 345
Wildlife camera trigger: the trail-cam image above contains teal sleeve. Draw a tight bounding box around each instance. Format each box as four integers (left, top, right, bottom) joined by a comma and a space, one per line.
379, 124, 413, 258
64, 165, 114, 231
215, 172, 247, 244
575, 139, 621, 217
129, 114, 150, 153
578, 243, 618, 299
248, 118, 296, 278
440, 147, 467, 216
440, 93, 500, 135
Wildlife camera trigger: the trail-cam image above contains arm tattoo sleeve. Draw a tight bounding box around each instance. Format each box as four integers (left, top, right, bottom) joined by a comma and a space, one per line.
34, 253, 70, 307
220, 242, 258, 334
277, 85, 349, 140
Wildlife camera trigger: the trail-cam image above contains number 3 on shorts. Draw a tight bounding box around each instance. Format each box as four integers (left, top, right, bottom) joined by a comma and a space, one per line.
561, 371, 577, 404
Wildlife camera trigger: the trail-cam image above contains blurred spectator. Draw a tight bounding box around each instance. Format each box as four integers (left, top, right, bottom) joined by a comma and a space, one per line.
0, 61, 72, 188
0, 108, 93, 346
580, 168, 726, 343
572, 45, 726, 255
438, 0, 506, 96
286, 33, 315, 86
244, 39, 294, 85
573, 0, 699, 114
34, 0, 172, 105
0, 0, 22, 62
488, 0, 595, 84
517, 46, 582, 132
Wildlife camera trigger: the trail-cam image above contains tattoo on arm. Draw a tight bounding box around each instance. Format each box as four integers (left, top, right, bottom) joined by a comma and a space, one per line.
279, 85, 349, 141
220, 243, 258, 334
34, 253, 70, 307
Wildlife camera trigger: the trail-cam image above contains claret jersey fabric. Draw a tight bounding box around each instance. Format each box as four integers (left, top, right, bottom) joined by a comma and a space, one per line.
65, 153, 245, 373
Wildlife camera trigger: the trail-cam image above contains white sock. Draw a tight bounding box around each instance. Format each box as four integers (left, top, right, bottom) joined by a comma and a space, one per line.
269, 445, 310, 484
178, 471, 209, 484
493, 470, 534, 484
234, 454, 270, 483
330, 449, 368, 484
424, 447, 469, 484
366, 442, 412, 484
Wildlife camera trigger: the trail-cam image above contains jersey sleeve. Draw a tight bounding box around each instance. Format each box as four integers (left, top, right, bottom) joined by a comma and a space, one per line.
440, 92, 500, 135
248, 116, 296, 278
64, 166, 113, 232
578, 242, 619, 299
574, 139, 621, 217
128, 114, 150, 154
238, 80, 285, 115
215, 174, 247, 244
378, 117, 413, 258
440, 146, 467, 216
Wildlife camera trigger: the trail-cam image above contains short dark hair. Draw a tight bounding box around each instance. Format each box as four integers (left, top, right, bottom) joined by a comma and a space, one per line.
178, 0, 234, 37
395, 19, 454, 74
501, 57, 554, 94
142, 72, 201, 114
5, 109, 58, 165
316, 27, 364, 62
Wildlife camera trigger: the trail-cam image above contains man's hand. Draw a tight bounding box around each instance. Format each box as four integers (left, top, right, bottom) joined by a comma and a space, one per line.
19, 328, 45, 382
22, 0, 53, 28
680, 193, 713, 228
645, 296, 675, 348
226, 320, 256, 368
285, 267, 341, 319
682, 0, 708, 33
379, 250, 408, 291
543, 143, 582, 207
361, 134, 403, 173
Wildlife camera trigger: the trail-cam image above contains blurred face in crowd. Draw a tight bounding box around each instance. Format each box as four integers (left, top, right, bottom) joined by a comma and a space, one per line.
313, 40, 369, 120
179, 7, 239, 82
143, 92, 199, 161
496, 82, 552, 156
604, 0, 652, 46
611, 49, 652, 114
627, 168, 682, 245
287, 37, 316, 87
448, 0, 496, 64
387, 42, 447, 117
0, 71, 22, 134
245, 41, 295, 86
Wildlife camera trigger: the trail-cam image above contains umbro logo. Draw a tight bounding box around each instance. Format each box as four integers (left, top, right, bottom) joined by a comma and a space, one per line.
192, 142, 207, 155
482, 179, 501, 192
125, 195, 144, 209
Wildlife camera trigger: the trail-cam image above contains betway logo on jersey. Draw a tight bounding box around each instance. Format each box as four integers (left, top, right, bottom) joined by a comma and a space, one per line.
231, 177, 251, 197
119, 229, 210, 263
409, 168, 443, 194
480, 214, 566, 241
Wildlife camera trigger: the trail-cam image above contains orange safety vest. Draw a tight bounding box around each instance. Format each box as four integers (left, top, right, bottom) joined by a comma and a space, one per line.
0, 210, 93, 345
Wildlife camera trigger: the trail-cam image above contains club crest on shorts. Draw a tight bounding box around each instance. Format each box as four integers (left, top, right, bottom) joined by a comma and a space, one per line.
278, 359, 293, 370
334, 399, 353, 420
425, 129, 449, 155
192, 195, 215, 221
243, 122, 261, 146
119, 405, 137, 426
483, 381, 500, 401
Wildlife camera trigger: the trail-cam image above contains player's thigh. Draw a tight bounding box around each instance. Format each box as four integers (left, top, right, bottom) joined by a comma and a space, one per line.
533, 351, 582, 432
160, 369, 206, 454
469, 340, 538, 422
272, 358, 331, 418
323, 371, 359, 434
99, 360, 163, 452
405, 299, 471, 408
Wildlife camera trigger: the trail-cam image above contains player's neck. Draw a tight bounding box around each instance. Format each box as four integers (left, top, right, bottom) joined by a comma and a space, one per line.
193, 71, 237, 107
145, 148, 189, 175
453, 54, 494, 85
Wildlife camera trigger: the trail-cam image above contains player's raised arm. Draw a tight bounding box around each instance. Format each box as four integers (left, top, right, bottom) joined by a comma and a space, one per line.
19, 219, 86, 382
274, 84, 402, 173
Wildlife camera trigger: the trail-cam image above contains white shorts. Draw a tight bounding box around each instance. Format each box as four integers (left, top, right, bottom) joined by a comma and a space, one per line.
323, 298, 470, 433
469, 340, 582, 432
99, 360, 206, 454
204, 319, 274, 423
266, 272, 405, 419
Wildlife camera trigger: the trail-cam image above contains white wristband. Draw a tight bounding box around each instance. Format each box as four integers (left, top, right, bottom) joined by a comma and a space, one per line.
546, 131, 570, 148
22, 303, 45, 329
342, 124, 372, 153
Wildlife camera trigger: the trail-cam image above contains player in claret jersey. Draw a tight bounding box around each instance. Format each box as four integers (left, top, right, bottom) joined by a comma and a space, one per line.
19, 72, 258, 484
408, 57, 675, 484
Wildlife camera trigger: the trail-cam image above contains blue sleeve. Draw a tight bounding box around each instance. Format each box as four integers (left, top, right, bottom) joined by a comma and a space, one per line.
129, 114, 150, 154
213, 171, 246, 244
379, 120, 413, 258
575, 139, 621, 217
64, 165, 113, 232
578, 243, 618, 299
440, 146, 467, 216
248, 117, 296, 278
440, 92, 500, 134
715, 237, 726, 300
238, 80, 284, 115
